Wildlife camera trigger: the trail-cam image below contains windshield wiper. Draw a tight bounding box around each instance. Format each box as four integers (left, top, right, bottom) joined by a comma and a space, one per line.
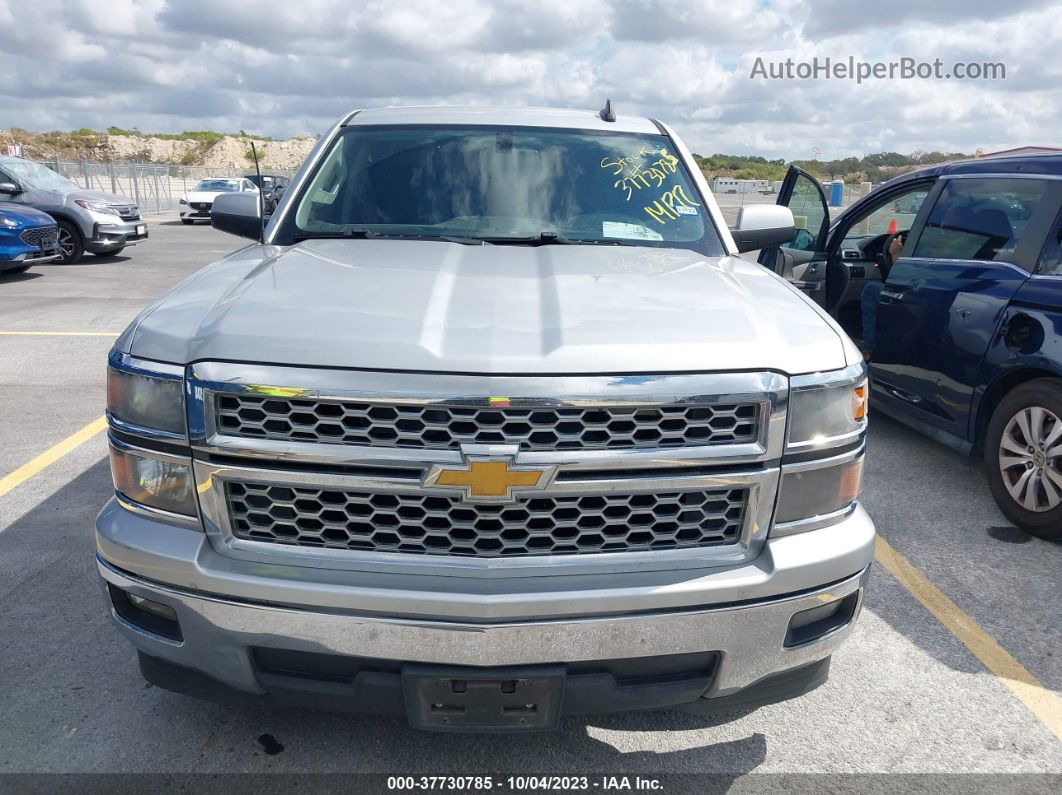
291, 229, 486, 245
483, 231, 640, 247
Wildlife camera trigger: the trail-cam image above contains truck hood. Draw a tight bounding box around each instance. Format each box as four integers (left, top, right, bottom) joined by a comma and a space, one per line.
126, 239, 849, 375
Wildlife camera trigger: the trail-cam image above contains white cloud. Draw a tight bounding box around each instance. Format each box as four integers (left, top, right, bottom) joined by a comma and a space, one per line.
0, 0, 1056, 158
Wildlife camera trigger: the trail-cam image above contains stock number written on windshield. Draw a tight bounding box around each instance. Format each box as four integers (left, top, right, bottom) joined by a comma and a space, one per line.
600, 145, 701, 225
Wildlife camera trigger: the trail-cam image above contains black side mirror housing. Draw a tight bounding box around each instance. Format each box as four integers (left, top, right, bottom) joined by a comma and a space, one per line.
211, 192, 262, 240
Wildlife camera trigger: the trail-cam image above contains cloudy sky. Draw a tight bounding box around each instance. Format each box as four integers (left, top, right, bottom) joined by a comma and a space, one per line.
0, 0, 1058, 159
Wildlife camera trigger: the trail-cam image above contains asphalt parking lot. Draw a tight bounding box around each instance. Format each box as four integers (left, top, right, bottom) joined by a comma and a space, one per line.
0, 218, 1060, 786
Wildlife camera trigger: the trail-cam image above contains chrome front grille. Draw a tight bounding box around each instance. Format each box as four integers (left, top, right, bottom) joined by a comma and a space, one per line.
215, 394, 760, 451
113, 205, 140, 220
226, 481, 746, 558
192, 364, 785, 572
19, 225, 58, 250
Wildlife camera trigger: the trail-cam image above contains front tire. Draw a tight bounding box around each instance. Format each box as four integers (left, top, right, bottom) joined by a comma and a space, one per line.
56, 220, 85, 264
984, 378, 1062, 540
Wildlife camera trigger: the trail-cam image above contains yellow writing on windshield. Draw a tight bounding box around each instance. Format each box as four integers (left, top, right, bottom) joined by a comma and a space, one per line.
600, 147, 680, 201
644, 185, 702, 225
601, 145, 700, 225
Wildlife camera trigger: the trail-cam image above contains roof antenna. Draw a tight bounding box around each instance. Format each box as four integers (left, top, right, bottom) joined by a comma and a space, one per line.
249, 140, 266, 245
599, 98, 616, 123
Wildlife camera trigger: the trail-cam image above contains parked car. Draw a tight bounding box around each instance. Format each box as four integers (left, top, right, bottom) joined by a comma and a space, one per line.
179, 178, 259, 224
97, 105, 875, 730
761, 153, 1062, 539
0, 202, 60, 274
0, 156, 147, 264
243, 174, 290, 214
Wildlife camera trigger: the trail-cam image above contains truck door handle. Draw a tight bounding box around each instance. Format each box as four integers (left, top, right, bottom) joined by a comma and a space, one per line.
880, 288, 908, 301
791, 280, 822, 292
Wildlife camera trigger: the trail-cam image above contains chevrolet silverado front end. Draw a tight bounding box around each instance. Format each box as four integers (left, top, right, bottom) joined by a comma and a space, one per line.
96, 105, 874, 732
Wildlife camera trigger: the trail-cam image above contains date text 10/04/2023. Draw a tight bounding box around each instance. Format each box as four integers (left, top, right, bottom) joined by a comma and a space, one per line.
600, 146, 702, 225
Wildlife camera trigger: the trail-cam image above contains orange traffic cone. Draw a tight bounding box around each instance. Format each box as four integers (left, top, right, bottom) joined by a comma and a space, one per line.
886, 219, 897, 235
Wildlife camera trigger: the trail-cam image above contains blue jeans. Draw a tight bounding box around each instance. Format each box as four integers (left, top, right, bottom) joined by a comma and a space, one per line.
861, 281, 884, 350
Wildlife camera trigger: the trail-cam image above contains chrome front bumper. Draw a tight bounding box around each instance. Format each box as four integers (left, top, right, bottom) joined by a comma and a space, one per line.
97, 503, 874, 699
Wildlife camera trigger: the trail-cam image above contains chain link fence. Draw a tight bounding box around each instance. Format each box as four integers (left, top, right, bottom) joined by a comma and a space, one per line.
34, 159, 297, 215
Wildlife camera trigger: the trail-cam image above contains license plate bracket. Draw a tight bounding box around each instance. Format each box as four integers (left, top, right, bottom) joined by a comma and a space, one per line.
402, 664, 565, 732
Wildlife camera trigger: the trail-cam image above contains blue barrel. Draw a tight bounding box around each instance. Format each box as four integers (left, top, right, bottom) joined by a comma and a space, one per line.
830, 179, 844, 207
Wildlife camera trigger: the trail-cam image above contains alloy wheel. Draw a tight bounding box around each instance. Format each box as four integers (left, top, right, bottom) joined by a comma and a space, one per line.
998, 405, 1062, 511
57, 227, 76, 260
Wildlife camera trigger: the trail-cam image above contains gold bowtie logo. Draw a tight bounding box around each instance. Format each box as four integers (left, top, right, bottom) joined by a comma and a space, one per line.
425, 457, 555, 503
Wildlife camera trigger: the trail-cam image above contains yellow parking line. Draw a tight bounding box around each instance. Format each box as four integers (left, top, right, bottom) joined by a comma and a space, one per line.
0, 331, 119, 336
0, 416, 108, 500
875, 536, 1062, 742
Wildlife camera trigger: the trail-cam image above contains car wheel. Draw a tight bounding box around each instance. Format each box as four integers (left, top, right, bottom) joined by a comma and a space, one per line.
181, 218, 194, 225
56, 220, 85, 264
91, 246, 124, 257
984, 378, 1062, 540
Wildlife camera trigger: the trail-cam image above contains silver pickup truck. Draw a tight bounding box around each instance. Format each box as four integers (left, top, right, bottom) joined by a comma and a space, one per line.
97, 105, 874, 732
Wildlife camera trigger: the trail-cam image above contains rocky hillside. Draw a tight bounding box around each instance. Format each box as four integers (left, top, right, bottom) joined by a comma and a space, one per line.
0, 128, 317, 170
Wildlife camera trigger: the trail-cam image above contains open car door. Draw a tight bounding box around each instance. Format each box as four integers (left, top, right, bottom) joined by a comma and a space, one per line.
759, 166, 830, 307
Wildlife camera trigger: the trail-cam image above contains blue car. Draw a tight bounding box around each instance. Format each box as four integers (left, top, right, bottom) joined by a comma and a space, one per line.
762, 154, 1062, 539
0, 202, 60, 274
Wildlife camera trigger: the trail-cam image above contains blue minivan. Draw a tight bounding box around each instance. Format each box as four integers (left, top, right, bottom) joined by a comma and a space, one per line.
762, 154, 1062, 539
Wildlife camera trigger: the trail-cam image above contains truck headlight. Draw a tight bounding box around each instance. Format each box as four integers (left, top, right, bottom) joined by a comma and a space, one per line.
787, 364, 867, 452
110, 444, 197, 517
106, 352, 197, 522
773, 449, 864, 534
107, 352, 186, 436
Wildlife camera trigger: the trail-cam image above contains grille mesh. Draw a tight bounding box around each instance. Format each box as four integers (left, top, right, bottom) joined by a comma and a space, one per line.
226, 481, 746, 558
19, 226, 58, 250
215, 395, 759, 451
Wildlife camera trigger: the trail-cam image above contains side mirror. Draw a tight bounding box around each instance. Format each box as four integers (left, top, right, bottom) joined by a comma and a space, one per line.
0, 181, 21, 195
212, 192, 262, 240
729, 205, 796, 253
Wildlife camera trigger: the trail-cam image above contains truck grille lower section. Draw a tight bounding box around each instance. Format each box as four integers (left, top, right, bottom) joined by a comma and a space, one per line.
215, 394, 759, 452
225, 481, 746, 558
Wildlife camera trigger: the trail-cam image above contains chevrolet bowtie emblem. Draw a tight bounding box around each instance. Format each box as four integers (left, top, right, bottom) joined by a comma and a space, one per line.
424, 457, 556, 503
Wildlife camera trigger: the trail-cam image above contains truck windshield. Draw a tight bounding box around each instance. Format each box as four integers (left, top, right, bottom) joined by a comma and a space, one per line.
276, 126, 724, 254
0, 159, 80, 192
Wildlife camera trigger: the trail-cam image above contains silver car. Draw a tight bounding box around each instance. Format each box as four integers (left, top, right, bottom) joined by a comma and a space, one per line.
0, 156, 148, 263
98, 105, 874, 731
